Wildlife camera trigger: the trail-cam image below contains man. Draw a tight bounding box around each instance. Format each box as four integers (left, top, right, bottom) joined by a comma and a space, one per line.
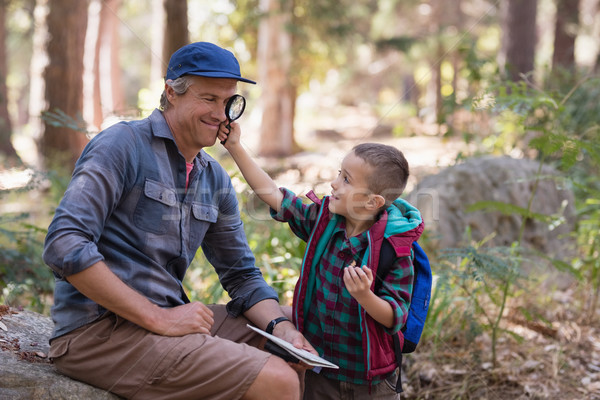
43, 42, 313, 400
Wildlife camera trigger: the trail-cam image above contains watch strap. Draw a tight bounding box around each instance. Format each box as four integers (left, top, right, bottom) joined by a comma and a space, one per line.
266, 317, 290, 334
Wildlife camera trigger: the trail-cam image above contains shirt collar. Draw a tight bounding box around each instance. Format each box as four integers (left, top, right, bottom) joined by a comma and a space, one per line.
149, 109, 174, 141
335, 219, 369, 255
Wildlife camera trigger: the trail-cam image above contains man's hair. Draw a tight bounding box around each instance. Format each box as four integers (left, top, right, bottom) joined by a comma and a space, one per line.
352, 142, 409, 207
159, 76, 193, 111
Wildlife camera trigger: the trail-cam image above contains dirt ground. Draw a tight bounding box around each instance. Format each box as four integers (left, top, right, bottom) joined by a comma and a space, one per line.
403, 292, 600, 399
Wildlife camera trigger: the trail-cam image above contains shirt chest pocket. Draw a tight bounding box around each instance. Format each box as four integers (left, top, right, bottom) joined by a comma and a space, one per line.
189, 203, 218, 245
134, 179, 179, 235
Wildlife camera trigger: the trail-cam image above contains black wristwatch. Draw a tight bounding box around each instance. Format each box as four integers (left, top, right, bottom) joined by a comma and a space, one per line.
266, 317, 290, 334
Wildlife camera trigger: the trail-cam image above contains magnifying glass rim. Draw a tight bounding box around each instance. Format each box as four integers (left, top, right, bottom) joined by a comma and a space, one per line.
226, 94, 246, 121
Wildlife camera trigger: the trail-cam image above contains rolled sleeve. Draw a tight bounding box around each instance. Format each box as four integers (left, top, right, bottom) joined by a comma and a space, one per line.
226, 280, 279, 317
269, 188, 295, 221
269, 188, 317, 242
379, 255, 414, 335
45, 240, 105, 278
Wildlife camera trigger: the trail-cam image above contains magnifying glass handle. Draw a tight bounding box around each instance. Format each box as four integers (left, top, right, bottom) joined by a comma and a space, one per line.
220, 121, 232, 145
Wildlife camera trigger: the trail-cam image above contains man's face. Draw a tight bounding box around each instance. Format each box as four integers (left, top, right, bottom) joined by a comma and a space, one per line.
167, 75, 238, 153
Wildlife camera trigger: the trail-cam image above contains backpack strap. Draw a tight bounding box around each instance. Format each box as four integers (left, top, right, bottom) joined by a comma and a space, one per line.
373, 239, 396, 293
305, 190, 322, 205
376, 239, 405, 393
393, 333, 404, 393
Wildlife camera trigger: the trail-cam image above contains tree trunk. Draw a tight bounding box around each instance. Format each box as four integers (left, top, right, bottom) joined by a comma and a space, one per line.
0, 0, 20, 165
430, 0, 445, 128
502, 0, 538, 82
434, 42, 443, 126
163, 0, 188, 76
28, 0, 49, 166
92, 0, 124, 129
552, 0, 579, 74
257, 0, 297, 157
150, 0, 165, 84
41, 0, 90, 170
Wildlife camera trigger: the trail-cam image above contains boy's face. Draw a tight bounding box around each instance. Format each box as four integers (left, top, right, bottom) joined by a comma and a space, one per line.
329, 151, 375, 220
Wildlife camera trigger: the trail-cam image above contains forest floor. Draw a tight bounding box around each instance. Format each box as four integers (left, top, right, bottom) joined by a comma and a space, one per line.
245, 105, 600, 400
402, 290, 600, 399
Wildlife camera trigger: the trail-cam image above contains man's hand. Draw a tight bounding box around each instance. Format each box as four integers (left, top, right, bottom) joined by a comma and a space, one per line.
153, 302, 214, 336
66, 262, 216, 336
272, 320, 315, 354
245, 300, 318, 371
271, 320, 318, 371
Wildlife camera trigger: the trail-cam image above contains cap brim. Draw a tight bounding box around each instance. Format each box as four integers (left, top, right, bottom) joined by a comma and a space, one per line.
185, 71, 256, 84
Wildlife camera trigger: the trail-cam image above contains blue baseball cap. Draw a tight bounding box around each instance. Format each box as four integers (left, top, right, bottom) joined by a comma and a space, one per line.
165, 42, 256, 84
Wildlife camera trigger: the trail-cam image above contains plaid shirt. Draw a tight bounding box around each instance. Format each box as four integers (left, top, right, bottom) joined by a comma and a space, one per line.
272, 189, 413, 385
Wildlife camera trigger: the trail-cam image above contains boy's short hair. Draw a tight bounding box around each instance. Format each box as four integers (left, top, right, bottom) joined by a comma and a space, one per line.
352, 143, 409, 207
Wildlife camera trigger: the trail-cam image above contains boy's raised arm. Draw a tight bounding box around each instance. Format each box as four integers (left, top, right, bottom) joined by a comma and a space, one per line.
220, 121, 283, 212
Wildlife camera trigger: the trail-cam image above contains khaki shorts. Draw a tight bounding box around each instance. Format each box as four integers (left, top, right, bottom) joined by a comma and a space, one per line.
49, 305, 270, 400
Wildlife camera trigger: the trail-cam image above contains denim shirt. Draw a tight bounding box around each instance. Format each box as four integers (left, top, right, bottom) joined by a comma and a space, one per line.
43, 109, 278, 339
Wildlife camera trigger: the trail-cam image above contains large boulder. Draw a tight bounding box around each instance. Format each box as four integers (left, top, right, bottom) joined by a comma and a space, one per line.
0, 306, 120, 399
406, 156, 576, 260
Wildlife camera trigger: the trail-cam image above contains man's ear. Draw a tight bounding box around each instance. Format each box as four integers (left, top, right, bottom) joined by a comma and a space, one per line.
165, 84, 175, 102
367, 194, 386, 210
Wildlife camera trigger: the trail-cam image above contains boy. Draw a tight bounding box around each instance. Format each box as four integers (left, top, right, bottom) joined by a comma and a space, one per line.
220, 124, 423, 399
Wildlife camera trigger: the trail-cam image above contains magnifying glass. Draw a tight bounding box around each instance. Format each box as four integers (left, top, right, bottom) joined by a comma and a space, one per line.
220, 94, 246, 144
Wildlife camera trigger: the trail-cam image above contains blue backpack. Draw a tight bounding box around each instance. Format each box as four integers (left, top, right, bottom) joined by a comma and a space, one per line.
375, 240, 432, 392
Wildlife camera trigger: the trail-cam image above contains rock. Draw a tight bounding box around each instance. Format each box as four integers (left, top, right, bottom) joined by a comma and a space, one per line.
313, 128, 343, 140
371, 124, 394, 137
0, 307, 120, 400
406, 156, 576, 286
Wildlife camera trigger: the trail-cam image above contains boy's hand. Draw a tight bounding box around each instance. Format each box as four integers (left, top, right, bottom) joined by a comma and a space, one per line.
218, 121, 241, 148
343, 262, 374, 302
343, 262, 395, 329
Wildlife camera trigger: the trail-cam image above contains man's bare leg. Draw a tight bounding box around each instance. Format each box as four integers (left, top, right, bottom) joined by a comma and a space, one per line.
242, 355, 300, 400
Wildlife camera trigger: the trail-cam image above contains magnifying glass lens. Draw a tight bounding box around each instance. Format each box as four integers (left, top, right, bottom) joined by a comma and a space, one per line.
226, 95, 246, 121
220, 95, 247, 145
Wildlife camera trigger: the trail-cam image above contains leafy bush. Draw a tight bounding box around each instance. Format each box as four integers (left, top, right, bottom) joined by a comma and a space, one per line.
490, 76, 600, 322
437, 236, 528, 367
0, 169, 56, 313
418, 74, 600, 368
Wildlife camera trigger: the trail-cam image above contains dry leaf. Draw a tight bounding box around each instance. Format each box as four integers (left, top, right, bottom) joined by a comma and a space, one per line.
0, 320, 7, 331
